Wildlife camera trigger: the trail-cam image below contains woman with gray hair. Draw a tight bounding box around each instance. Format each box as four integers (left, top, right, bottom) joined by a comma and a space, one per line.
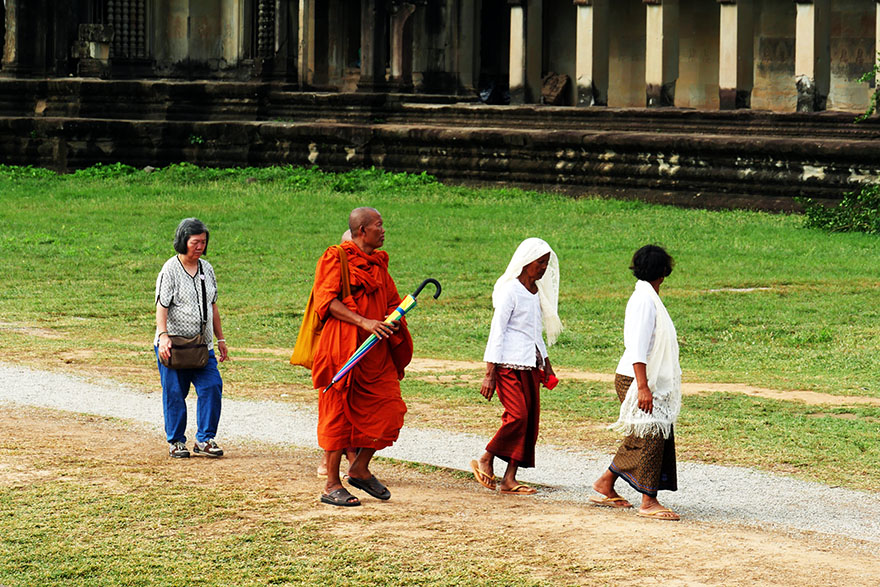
471, 238, 562, 495
155, 218, 228, 459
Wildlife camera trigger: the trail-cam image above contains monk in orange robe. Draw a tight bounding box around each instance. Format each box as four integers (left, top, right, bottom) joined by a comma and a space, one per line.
312, 207, 412, 506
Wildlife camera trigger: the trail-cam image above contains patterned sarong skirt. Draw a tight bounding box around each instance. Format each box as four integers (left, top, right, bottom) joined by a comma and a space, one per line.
609, 374, 677, 496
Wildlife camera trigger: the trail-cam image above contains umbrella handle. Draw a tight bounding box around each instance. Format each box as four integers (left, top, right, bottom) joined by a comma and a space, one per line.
412, 278, 442, 300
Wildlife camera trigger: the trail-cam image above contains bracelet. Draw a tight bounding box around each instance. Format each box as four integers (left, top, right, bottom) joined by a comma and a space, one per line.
216, 339, 226, 343
158, 331, 169, 338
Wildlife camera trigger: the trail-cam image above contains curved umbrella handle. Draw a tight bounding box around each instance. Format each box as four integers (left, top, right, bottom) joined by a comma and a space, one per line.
412, 278, 442, 300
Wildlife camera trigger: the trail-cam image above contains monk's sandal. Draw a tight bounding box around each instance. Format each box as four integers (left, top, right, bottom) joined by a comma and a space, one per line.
193, 439, 224, 458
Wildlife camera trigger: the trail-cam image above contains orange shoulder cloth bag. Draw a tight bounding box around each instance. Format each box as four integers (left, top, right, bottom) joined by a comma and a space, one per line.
290, 245, 351, 369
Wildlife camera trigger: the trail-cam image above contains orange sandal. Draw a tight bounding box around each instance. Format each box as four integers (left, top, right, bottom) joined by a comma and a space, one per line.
500, 484, 537, 495
637, 507, 680, 521
470, 460, 497, 490
589, 495, 633, 509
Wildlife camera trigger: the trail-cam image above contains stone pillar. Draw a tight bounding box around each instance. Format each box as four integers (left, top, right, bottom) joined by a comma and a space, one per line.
876, 0, 880, 89
298, 0, 315, 87
2, 0, 30, 76
525, 0, 543, 103
508, 0, 542, 104
718, 0, 753, 109
509, 0, 526, 104
794, 0, 830, 112
574, 0, 609, 106
390, 1, 417, 90
167, 0, 189, 63
273, 0, 299, 82
644, 0, 679, 107
221, 0, 243, 63
358, 0, 389, 91
458, 0, 480, 95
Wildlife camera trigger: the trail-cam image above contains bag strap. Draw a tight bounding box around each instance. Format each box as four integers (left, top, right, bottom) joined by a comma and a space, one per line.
334, 245, 352, 299
198, 260, 208, 334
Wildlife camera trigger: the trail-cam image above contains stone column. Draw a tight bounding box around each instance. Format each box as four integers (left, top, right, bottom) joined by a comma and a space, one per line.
273, 0, 299, 82
358, 0, 389, 91
644, 0, 679, 107
221, 0, 243, 64
166, 0, 188, 63
2, 0, 30, 75
574, 0, 609, 106
458, 0, 480, 95
390, 1, 417, 91
718, 0, 754, 109
794, 0, 830, 112
298, 0, 315, 87
525, 0, 543, 103
508, 0, 542, 104
509, 0, 527, 104
876, 0, 880, 89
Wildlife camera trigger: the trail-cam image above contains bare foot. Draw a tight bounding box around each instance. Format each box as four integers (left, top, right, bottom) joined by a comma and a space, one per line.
592, 471, 627, 500
470, 459, 496, 490
478, 453, 495, 479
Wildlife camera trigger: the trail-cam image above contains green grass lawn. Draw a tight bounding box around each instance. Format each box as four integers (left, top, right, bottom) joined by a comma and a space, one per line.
2, 164, 880, 586
2, 163, 879, 491
2, 163, 877, 394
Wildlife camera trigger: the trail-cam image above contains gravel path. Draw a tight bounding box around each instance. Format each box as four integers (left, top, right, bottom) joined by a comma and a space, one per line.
2, 362, 878, 545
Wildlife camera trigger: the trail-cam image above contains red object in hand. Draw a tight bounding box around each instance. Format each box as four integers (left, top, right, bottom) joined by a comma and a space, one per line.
543, 374, 559, 390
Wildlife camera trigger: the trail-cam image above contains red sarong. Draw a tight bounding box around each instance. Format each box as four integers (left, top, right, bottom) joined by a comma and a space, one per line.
311, 241, 412, 451
486, 367, 541, 468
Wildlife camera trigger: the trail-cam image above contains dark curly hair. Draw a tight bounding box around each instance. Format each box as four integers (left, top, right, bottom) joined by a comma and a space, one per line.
630, 244, 674, 282
173, 218, 210, 255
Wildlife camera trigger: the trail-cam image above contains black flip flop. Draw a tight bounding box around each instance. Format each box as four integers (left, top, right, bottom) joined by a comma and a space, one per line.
320, 487, 361, 507
347, 475, 391, 500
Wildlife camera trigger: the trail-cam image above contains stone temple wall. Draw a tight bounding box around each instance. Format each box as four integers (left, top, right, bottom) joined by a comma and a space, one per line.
3, 2, 880, 210
2, 79, 880, 211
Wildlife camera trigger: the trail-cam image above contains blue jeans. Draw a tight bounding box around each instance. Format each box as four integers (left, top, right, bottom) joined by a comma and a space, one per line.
155, 347, 223, 444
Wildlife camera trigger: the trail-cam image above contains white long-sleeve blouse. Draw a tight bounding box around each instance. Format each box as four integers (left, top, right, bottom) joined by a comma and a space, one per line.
483, 279, 548, 367
615, 280, 658, 377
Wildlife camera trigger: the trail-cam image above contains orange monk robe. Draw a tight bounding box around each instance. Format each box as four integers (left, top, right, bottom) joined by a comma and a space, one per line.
311, 240, 413, 451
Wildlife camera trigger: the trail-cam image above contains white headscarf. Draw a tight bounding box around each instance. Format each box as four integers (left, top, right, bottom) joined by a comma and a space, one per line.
492, 237, 562, 346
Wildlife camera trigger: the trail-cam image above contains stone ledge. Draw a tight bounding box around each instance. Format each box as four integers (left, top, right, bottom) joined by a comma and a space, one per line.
2, 115, 874, 211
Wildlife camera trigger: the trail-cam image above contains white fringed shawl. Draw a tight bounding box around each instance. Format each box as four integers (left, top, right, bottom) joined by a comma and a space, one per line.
610, 281, 681, 439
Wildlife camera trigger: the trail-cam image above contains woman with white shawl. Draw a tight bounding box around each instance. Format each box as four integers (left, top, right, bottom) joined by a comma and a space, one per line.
591, 245, 682, 520
470, 238, 562, 495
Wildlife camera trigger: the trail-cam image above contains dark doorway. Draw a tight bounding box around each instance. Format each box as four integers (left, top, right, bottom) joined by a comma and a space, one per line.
478, 0, 510, 104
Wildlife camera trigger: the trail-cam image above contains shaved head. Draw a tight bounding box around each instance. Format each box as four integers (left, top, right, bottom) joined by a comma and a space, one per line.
349, 207, 380, 235
348, 207, 385, 253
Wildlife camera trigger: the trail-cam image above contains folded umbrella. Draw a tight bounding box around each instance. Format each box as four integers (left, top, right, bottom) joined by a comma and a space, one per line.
324, 278, 442, 392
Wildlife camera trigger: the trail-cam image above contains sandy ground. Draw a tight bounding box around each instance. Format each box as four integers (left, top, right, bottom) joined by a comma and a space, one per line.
1, 406, 876, 586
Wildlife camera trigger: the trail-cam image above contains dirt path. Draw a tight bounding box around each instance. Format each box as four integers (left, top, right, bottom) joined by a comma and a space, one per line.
3, 319, 874, 407
2, 406, 876, 586
247, 350, 880, 408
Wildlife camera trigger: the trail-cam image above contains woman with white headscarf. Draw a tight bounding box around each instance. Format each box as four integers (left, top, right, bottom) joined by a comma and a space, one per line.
470, 238, 562, 495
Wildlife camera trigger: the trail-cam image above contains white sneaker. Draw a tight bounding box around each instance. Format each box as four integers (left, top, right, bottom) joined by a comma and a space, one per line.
169, 441, 190, 458
192, 439, 223, 457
